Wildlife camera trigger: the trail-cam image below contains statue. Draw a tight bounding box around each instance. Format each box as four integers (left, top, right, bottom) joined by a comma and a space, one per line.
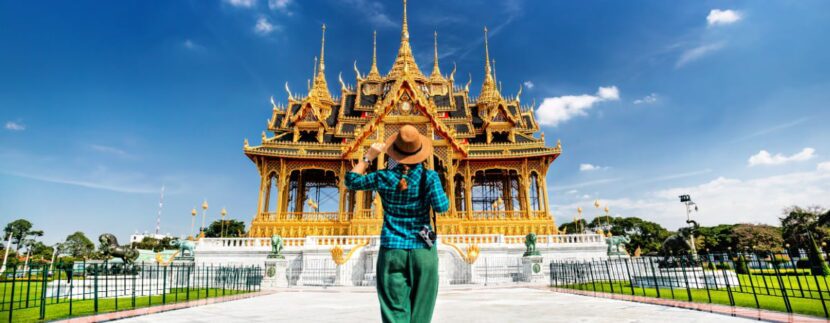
98, 233, 139, 264
659, 220, 699, 267
169, 238, 196, 257
269, 234, 284, 259
605, 235, 631, 256
523, 232, 540, 257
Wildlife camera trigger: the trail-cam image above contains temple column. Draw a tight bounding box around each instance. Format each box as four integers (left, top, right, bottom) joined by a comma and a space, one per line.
294, 170, 305, 214
520, 159, 531, 217
338, 161, 347, 221
263, 176, 272, 213
276, 160, 288, 218
464, 162, 473, 219
502, 170, 512, 211
540, 171, 551, 216
255, 159, 268, 216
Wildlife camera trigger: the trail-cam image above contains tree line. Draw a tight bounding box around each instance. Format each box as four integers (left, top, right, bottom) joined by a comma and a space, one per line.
0, 218, 248, 267
558, 206, 830, 256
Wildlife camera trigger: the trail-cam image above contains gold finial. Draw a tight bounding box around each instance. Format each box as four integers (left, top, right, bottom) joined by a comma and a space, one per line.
479, 26, 501, 104
353, 60, 362, 80
319, 24, 326, 73
516, 84, 523, 102
465, 73, 472, 91
366, 31, 381, 81
261, 131, 267, 141
243, 138, 249, 148
202, 199, 208, 210
594, 199, 600, 209
313, 56, 318, 79
221, 207, 227, 217
338, 72, 347, 91
430, 30, 444, 82
492, 59, 497, 84
284, 82, 293, 101
604, 206, 610, 214
191, 208, 197, 216
387, 0, 423, 80
450, 61, 457, 81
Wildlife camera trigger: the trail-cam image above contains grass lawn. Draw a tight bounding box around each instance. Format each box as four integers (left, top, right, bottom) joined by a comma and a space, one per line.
561, 279, 830, 318
2, 287, 253, 323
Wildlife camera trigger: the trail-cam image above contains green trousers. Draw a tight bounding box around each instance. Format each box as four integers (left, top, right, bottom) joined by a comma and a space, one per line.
376, 247, 439, 323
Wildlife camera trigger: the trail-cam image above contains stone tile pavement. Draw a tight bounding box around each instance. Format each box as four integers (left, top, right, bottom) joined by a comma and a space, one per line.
117, 287, 757, 322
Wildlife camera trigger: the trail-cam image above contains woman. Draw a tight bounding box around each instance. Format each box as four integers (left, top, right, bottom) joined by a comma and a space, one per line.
345, 124, 449, 323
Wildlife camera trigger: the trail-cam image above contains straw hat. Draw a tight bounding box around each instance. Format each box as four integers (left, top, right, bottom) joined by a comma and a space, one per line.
384, 124, 433, 164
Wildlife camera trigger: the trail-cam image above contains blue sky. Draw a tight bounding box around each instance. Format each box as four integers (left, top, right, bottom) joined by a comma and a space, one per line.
1, 0, 829, 244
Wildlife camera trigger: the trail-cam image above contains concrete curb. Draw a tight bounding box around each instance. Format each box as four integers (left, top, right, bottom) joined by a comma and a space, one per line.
53, 291, 274, 323
547, 287, 829, 323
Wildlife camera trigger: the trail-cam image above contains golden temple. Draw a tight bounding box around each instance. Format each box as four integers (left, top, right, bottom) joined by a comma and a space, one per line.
244, 0, 561, 238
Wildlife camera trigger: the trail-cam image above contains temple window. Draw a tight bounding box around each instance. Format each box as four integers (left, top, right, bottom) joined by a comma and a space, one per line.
286, 169, 339, 217
453, 173, 466, 212
529, 172, 541, 211
471, 169, 521, 213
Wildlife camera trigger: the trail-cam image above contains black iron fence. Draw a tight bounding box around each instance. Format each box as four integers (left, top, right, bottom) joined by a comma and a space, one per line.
550, 251, 830, 318
1, 261, 262, 322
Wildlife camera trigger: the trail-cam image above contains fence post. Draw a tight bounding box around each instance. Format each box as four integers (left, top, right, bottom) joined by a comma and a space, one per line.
648, 258, 660, 298
8, 265, 16, 322
162, 264, 168, 305
604, 260, 615, 294
39, 265, 48, 320
771, 255, 792, 314
699, 254, 712, 304
811, 268, 829, 318
25, 265, 32, 308
743, 252, 760, 309
624, 258, 635, 296
679, 255, 692, 302
93, 264, 99, 313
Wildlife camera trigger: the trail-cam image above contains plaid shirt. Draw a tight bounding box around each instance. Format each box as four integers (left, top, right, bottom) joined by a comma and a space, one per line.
345, 163, 449, 249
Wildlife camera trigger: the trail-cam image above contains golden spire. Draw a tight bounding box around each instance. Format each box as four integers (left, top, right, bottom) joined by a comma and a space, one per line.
366, 30, 382, 81
429, 30, 445, 83
387, 0, 424, 80
309, 24, 333, 103
478, 26, 501, 105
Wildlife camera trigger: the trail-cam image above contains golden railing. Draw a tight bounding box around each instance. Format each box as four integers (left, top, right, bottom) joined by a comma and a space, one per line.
256, 210, 550, 222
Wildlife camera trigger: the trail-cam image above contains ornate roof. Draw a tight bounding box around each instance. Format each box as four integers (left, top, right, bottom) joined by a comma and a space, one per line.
244, 0, 559, 161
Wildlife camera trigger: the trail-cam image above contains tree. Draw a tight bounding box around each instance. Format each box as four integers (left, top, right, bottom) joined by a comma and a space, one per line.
558, 219, 588, 235
730, 223, 783, 254
3, 219, 43, 252
780, 206, 830, 275
611, 217, 670, 255
205, 219, 247, 238
695, 224, 736, 252
63, 231, 95, 259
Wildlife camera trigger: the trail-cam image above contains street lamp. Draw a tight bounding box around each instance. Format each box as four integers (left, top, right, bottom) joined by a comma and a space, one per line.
0, 232, 12, 273
200, 199, 209, 238
679, 194, 699, 256
576, 207, 583, 233
221, 207, 228, 238
190, 207, 197, 239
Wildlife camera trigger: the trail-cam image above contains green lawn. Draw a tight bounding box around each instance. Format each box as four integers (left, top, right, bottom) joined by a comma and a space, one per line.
560, 279, 830, 318
1, 288, 253, 323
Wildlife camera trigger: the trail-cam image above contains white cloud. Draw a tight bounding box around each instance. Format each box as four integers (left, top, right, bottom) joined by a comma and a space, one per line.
633, 93, 658, 105
268, 0, 293, 14
579, 164, 607, 172
225, 0, 256, 8
523, 81, 534, 90
535, 86, 620, 126
676, 41, 726, 68
89, 144, 130, 158
254, 16, 277, 35
5, 121, 25, 131
707, 9, 742, 26
748, 147, 815, 166
341, 0, 397, 28
816, 161, 830, 172
553, 169, 830, 229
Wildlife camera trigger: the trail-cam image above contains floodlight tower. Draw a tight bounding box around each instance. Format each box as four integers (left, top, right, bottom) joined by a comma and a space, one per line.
679, 194, 699, 255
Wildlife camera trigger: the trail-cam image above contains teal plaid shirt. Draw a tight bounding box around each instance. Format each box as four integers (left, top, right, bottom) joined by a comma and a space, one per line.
345, 164, 449, 249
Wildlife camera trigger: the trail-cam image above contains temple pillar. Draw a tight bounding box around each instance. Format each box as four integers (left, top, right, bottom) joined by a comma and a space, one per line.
464, 163, 473, 219
540, 171, 551, 217
338, 162, 347, 221
263, 176, 272, 213
502, 170, 512, 211
294, 170, 305, 214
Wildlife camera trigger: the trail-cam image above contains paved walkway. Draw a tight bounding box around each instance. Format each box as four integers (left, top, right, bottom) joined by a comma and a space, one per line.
118, 287, 755, 322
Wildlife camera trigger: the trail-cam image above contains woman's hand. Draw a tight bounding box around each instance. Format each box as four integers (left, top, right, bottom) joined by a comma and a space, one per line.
365, 142, 386, 161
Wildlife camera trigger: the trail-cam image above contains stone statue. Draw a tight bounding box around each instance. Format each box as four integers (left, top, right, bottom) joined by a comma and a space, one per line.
659, 220, 699, 267
169, 238, 196, 257
605, 235, 631, 256
269, 234, 284, 259
99, 233, 139, 264
523, 232, 540, 257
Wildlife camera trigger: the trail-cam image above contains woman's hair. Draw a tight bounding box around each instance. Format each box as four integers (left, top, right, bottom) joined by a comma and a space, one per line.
396, 162, 427, 191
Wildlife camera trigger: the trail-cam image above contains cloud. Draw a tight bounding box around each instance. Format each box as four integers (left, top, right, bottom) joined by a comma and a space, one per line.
5, 121, 25, 131
553, 177, 623, 191
3, 170, 160, 194
225, 0, 256, 8
89, 144, 130, 158
268, 0, 293, 14
579, 164, 607, 172
341, 0, 397, 29
554, 168, 830, 229
676, 41, 726, 68
254, 16, 278, 35
707, 9, 742, 26
633, 93, 658, 105
819, 162, 830, 172
535, 86, 620, 126
182, 39, 204, 51
748, 148, 815, 166
523, 81, 534, 90
731, 118, 809, 143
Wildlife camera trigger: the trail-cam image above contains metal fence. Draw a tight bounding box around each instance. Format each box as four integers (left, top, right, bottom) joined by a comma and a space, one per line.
550, 251, 830, 318
1, 261, 263, 322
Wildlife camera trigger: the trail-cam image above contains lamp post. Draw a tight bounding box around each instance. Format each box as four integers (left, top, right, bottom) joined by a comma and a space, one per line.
1, 232, 13, 273
200, 199, 209, 238
576, 207, 583, 233
679, 194, 699, 256
221, 208, 228, 238
190, 208, 197, 239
